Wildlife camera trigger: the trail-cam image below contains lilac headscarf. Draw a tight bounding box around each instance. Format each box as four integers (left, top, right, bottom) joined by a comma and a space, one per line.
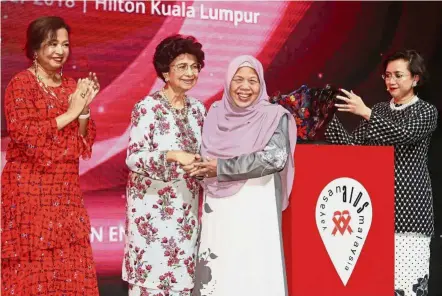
201, 55, 297, 210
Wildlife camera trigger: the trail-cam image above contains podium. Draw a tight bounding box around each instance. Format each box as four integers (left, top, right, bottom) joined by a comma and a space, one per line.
283, 144, 394, 296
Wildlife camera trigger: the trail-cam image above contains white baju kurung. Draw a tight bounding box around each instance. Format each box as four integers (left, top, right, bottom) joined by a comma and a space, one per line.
123, 91, 206, 296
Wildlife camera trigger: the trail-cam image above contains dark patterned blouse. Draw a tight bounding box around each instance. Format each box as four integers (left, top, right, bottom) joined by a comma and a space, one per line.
325, 97, 438, 236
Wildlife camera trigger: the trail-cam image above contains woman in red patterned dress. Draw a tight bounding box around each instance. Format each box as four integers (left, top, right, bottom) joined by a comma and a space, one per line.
1, 16, 100, 295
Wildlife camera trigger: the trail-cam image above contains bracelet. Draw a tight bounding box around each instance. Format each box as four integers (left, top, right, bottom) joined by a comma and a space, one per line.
79, 110, 91, 119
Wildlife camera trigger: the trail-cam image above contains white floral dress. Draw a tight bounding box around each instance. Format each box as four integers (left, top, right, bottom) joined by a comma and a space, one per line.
123, 91, 206, 296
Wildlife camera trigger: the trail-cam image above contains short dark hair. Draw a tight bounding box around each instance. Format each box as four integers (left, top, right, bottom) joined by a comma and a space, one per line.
382, 49, 428, 86
25, 16, 71, 60
153, 34, 205, 82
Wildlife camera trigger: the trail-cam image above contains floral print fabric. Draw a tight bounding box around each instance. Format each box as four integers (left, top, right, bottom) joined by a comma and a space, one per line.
123, 92, 205, 294
394, 233, 430, 296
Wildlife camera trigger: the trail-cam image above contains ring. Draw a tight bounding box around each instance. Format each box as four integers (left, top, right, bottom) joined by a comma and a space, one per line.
80, 93, 86, 98
205, 174, 209, 177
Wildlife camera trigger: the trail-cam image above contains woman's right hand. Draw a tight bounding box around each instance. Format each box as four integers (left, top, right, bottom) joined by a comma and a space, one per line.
55, 79, 93, 130
167, 151, 201, 166
190, 157, 218, 178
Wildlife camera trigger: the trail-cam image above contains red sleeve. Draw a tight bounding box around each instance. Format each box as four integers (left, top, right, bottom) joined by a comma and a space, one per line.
5, 73, 98, 165
79, 119, 96, 160
63, 76, 97, 160
4, 74, 59, 166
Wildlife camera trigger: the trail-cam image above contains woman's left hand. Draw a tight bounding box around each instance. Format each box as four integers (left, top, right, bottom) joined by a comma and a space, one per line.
78, 73, 100, 115
189, 157, 218, 178
85, 72, 100, 107
335, 88, 372, 120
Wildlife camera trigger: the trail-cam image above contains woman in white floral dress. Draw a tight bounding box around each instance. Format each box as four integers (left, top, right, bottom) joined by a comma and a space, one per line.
122, 35, 206, 296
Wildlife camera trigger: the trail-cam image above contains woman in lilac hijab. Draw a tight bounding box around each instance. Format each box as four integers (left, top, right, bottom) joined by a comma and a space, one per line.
187, 55, 297, 296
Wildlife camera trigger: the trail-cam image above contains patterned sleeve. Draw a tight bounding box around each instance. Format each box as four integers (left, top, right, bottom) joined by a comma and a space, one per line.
217, 115, 290, 182
125, 99, 179, 181
190, 99, 206, 134
4, 75, 61, 166
5, 75, 98, 165
325, 114, 368, 145
79, 119, 97, 160
196, 100, 207, 146
63, 77, 97, 160
364, 104, 438, 145
199, 101, 207, 128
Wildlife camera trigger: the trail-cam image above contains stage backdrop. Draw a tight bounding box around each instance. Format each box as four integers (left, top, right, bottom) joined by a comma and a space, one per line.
1, 1, 442, 295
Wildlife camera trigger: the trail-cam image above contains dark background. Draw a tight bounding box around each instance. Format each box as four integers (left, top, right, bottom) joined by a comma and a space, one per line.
267, 2, 442, 295
2, 1, 441, 295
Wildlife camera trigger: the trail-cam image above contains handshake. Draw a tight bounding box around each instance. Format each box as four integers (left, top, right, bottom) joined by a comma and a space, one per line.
167, 151, 217, 179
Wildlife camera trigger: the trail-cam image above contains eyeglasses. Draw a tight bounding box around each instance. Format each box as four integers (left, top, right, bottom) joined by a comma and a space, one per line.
170, 63, 201, 74
381, 73, 410, 81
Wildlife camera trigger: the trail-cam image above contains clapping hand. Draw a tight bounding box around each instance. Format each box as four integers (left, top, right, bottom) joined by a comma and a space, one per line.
81, 72, 100, 114
85, 72, 100, 107
68, 78, 91, 117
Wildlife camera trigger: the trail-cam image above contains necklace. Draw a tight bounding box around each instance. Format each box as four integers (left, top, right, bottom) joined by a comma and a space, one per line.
159, 89, 199, 153
159, 88, 188, 120
33, 66, 63, 100
389, 95, 419, 111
